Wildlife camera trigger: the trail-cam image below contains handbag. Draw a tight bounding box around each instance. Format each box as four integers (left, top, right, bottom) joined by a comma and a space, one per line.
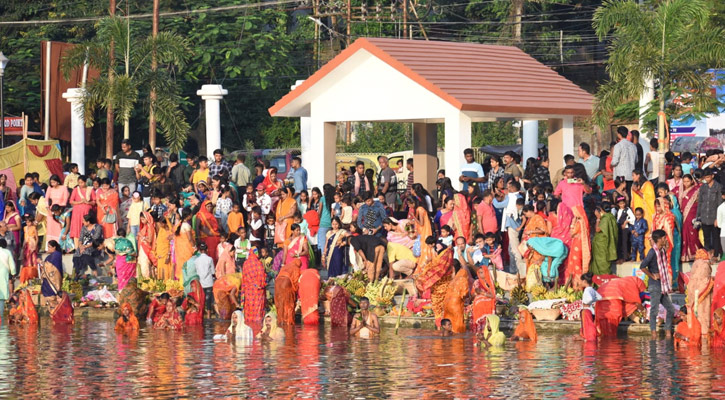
102, 206, 117, 224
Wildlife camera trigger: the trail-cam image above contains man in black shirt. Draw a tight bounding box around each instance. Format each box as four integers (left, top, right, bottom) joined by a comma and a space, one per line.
640, 229, 676, 340
631, 130, 644, 172
350, 235, 386, 281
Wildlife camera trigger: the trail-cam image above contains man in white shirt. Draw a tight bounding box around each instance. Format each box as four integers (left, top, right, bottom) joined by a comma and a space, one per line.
0, 239, 16, 315
255, 184, 272, 217
459, 148, 484, 192
194, 243, 216, 318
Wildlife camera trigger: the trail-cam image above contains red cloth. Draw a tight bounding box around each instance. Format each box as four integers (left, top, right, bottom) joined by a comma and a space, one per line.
242, 253, 266, 323
146, 298, 167, 324
50, 292, 74, 325
580, 309, 597, 341
304, 210, 320, 237
327, 285, 350, 327
713, 261, 725, 313
595, 277, 645, 337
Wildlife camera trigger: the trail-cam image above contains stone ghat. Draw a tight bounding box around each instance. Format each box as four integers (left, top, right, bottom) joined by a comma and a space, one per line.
55, 308, 664, 336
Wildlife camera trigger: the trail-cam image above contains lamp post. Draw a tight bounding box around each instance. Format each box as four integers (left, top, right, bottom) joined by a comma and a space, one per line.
0, 52, 8, 148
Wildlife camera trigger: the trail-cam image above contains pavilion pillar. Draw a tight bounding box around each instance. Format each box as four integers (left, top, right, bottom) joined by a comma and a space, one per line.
308, 119, 337, 189
300, 116, 312, 177
444, 112, 472, 190
62, 88, 85, 174
196, 84, 228, 158
547, 116, 574, 181
522, 120, 539, 168
413, 123, 437, 193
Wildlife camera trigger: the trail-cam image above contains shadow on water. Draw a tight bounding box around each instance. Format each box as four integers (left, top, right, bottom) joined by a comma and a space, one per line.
2, 319, 725, 399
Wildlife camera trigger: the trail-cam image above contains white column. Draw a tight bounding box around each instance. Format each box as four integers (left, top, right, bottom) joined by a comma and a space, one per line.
62, 88, 85, 174
307, 118, 337, 190
444, 111, 472, 190
639, 76, 654, 133
563, 116, 574, 156
522, 120, 539, 168
196, 84, 228, 158
300, 116, 312, 175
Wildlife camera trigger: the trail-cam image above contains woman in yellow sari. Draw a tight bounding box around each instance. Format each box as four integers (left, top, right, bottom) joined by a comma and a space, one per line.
631, 171, 655, 255
174, 208, 195, 281
154, 217, 173, 280
275, 187, 298, 245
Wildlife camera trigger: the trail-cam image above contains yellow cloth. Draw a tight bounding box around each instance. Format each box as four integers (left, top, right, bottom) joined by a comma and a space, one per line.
387, 242, 417, 264
128, 201, 144, 226
227, 211, 244, 234
65, 173, 79, 190
631, 181, 655, 255
192, 169, 210, 186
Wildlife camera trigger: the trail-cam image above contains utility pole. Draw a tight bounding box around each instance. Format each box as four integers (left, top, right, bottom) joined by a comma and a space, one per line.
106, 0, 115, 158
346, 0, 351, 46
402, 0, 407, 39
149, 0, 159, 150
313, 0, 319, 69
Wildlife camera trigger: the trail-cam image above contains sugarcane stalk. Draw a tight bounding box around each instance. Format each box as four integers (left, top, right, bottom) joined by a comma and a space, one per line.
395, 287, 408, 335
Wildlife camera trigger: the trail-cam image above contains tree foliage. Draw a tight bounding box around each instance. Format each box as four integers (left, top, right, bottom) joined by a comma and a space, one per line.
592, 0, 725, 131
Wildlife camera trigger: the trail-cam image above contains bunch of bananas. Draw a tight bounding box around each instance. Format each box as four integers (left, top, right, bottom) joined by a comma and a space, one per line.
164, 279, 184, 292
61, 278, 84, 301
364, 277, 396, 307
534, 286, 583, 303
530, 285, 548, 300
510, 285, 529, 306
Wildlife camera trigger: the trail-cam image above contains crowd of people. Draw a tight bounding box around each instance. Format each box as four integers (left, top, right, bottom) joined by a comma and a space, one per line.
2, 127, 725, 349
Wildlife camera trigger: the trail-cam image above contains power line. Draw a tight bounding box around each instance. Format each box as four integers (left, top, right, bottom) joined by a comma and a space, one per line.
0, 0, 303, 26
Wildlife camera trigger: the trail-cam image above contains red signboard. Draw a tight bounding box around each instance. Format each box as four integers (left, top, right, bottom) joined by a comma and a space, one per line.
3, 117, 23, 132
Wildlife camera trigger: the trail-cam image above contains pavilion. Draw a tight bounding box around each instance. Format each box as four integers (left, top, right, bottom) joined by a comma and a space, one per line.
269, 38, 593, 191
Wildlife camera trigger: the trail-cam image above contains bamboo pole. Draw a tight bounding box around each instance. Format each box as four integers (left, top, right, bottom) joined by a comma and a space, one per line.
395, 287, 407, 335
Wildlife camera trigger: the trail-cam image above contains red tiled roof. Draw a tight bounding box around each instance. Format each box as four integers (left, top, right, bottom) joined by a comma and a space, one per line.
269, 37, 593, 117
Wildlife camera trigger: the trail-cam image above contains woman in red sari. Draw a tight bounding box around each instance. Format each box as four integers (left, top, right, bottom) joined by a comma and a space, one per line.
675, 174, 702, 262
69, 179, 95, 244
326, 284, 351, 327
550, 202, 574, 285
275, 259, 301, 325
449, 193, 471, 242
472, 266, 496, 332
182, 279, 205, 326
50, 292, 75, 325
96, 178, 119, 238
242, 249, 266, 324
154, 301, 183, 330
595, 276, 645, 337
197, 200, 221, 263
299, 268, 321, 325
212, 273, 241, 320
711, 308, 725, 348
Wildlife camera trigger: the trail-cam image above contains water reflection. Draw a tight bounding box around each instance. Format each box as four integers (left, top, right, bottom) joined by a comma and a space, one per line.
3, 320, 725, 398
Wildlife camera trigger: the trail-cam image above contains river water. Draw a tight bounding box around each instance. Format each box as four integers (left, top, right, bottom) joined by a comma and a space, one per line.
0, 320, 722, 399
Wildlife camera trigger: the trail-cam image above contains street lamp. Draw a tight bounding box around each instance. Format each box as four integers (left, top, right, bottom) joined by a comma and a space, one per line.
0, 52, 8, 148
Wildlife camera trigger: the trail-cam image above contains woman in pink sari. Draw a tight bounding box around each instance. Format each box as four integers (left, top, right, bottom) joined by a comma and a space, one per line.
550, 201, 574, 285
440, 193, 470, 242
554, 166, 591, 286
44, 175, 68, 250
283, 223, 309, 270
69, 178, 95, 244
675, 174, 702, 262
3, 201, 21, 255
96, 178, 119, 239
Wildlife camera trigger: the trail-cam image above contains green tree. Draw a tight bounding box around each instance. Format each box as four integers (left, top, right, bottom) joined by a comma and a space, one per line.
61, 16, 192, 154
593, 0, 725, 140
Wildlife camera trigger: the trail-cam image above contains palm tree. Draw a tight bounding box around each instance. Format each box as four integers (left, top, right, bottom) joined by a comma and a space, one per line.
61, 16, 192, 155
593, 0, 725, 146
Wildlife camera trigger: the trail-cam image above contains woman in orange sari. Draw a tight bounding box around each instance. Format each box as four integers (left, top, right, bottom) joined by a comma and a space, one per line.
137, 211, 157, 278
472, 265, 497, 332
96, 178, 119, 238
174, 209, 195, 280
443, 266, 470, 333
300, 268, 321, 325
518, 205, 548, 255
242, 249, 266, 323
567, 206, 590, 287
450, 193, 470, 242
197, 200, 221, 263
115, 302, 140, 334
154, 218, 173, 280
275, 187, 298, 245
595, 276, 645, 337
212, 272, 241, 320
415, 247, 453, 327
9, 289, 38, 325
20, 216, 39, 283
407, 197, 432, 241
275, 259, 301, 325
674, 306, 702, 349
511, 309, 537, 342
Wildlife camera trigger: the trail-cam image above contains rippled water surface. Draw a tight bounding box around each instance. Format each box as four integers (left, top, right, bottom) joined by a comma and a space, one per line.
0, 319, 723, 399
